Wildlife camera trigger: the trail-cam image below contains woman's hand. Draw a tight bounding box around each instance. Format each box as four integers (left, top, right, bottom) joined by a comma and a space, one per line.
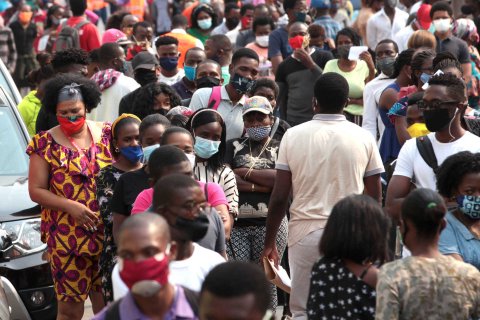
360, 51, 375, 70
69, 202, 99, 231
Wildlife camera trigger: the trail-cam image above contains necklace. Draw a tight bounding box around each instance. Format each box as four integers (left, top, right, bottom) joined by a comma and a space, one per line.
246, 137, 271, 176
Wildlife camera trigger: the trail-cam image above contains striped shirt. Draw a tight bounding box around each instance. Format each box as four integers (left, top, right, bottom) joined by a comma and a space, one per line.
194, 161, 239, 216
0, 27, 16, 73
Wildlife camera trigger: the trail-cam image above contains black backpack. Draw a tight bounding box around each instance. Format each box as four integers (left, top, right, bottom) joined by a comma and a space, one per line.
55, 20, 90, 51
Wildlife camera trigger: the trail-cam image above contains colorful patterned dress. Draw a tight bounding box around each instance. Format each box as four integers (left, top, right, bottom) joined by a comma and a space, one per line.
26, 123, 112, 303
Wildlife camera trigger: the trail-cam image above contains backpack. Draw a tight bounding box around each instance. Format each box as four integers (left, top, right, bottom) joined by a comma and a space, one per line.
55, 20, 90, 51
207, 86, 222, 110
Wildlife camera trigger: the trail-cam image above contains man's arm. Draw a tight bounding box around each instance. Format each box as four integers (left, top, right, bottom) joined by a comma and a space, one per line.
385, 175, 412, 223
364, 173, 382, 203
362, 83, 379, 139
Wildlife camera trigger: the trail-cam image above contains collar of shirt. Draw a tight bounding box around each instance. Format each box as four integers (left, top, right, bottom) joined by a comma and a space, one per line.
436, 34, 453, 42
171, 28, 187, 35
221, 85, 246, 106
448, 212, 477, 241
313, 114, 346, 121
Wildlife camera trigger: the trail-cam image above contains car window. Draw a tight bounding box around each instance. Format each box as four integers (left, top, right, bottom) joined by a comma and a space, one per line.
0, 107, 29, 177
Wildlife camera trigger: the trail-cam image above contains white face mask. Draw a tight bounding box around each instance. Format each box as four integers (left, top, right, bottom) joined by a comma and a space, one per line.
186, 152, 196, 168
256, 35, 269, 48
433, 18, 451, 33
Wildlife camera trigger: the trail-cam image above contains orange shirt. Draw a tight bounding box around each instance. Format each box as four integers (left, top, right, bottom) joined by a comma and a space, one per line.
164, 30, 198, 67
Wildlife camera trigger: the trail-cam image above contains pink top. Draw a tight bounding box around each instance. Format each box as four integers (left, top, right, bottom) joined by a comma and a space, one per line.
131, 181, 228, 214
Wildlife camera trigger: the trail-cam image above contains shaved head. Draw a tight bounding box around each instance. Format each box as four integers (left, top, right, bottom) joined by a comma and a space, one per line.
118, 212, 171, 245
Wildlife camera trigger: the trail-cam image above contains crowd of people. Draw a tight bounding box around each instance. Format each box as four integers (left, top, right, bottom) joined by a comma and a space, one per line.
3, 0, 480, 318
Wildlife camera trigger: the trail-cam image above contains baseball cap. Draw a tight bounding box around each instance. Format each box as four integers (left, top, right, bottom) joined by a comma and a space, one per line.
416, 4, 432, 30
131, 52, 159, 71
242, 96, 273, 116
311, 0, 331, 9
102, 29, 133, 45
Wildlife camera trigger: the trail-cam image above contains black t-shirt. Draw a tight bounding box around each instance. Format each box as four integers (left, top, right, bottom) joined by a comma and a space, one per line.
110, 167, 150, 216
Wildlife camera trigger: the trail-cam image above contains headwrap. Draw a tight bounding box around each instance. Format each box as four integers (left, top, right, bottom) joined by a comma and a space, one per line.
58, 83, 83, 103
112, 113, 141, 138
190, 108, 224, 126
166, 106, 194, 117
453, 18, 477, 41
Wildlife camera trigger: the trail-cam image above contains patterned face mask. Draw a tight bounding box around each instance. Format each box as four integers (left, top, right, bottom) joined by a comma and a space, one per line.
246, 126, 271, 141
456, 195, 480, 219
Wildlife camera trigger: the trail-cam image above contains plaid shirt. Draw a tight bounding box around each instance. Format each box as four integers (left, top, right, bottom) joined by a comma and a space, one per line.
313, 15, 342, 40
0, 27, 17, 73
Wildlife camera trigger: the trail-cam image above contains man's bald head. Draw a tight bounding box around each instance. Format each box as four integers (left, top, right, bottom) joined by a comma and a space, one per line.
118, 212, 171, 246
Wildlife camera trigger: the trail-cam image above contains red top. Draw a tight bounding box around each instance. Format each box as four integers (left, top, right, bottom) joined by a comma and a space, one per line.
64, 16, 101, 52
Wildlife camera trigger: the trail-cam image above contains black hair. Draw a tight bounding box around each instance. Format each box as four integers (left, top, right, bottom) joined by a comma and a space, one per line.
106, 10, 130, 30
401, 188, 446, 239
41, 73, 101, 114
377, 39, 399, 54
153, 173, 198, 209
155, 35, 179, 49
45, 5, 62, 29
284, 0, 301, 11
250, 77, 279, 97
171, 14, 188, 28
200, 262, 270, 315
139, 113, 171, 137
185, 47, 205, 60
255, 3, 271, 15
160, 127, 193, 145
436, 151, 480, 198
113, 116, 141, 140
433, 52, 463, 76
207, 34, 232, 49
314, 73, 349, 113
191, 4, 218, 30
36, 52, 52, 67
390, 48, 415, 79
119, 212, 170, 243
430, 1, 453, 19
133, 83, 182, 120
28, 64, 55, 86
98, 42, 122, 66
410, 49, 436, 85
308, 24, 325, 38
69, 0, 87, 16
241, 3, 255, 16
320, 195, 391, 264
225, 2, 240, 15
133, 21, 152, 35
186, 108, 227, 172
252, 17, 275, 33
148, 145, 189, 182
335, 27, 361, 46
88, 48, 100, 63
427, 73, 466, 102
231, 48, 260, 65
51, 48, 89, 72
197, 59, 221, 71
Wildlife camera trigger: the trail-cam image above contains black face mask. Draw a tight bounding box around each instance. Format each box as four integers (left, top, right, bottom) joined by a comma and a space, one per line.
135, 69, 158, 86
196, 76, 221, 89
423, 108, 454, 132
174, 213, 209, 242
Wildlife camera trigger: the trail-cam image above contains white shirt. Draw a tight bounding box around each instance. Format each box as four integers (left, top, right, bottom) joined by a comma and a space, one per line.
169, 28, 204, 49
159, 69, 185, 86
88, 74, 140, 122
211, 21, 241, 45
393, 25, 414, 52
362, 73, 394, 145
366, 8, 409, 51
410, 1, 422, 14
189, 85, 246, 140
393, 131, 480, 189
112, 243, 225, 300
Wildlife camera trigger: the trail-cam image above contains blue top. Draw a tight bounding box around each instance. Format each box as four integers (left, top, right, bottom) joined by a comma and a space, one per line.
439, 211, 480, 270
379, 82, 401, 163
268, 27, 292, 59
313, 15, 342, 40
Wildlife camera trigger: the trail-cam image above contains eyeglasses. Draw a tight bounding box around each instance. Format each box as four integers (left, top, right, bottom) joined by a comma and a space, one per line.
417, 100, 462, 111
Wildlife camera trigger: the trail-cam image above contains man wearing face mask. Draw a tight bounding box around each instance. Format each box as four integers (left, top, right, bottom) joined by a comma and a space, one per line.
156, 35, 185, 86
181, 59, 224, 107
93, 213, 200, 320
111, 175, 225, 299
386, 73, 480, 223
189, 48, 260, 140
172, 47, 207, 99
211, 3, 241, 44
362, 39, 399, 142
276, 22, 333, 126
119, 52, 161, 115
366, 0, 409, 51
430, 1, 472, 85
89, 42, 140, 122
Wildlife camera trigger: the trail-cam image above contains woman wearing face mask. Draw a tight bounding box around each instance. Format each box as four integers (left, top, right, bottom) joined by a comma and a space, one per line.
323, 27, 375, 125
186, 108, 238, 233
436, 151, 480, 270
132, 82, 182, 119
224, 96, 288, 310
35, 5, 64, 53
376, 188, 480, 319
246, 17, 275, 78
96, 114, 143, 303
188, 4, 218, 45
27, 74, 110, 318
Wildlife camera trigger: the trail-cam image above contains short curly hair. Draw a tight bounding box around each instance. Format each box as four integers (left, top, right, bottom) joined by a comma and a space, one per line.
132, 83, 182, 119
41, 73, 101, 115
436, 151, 480, 198
51, 48, 89, 72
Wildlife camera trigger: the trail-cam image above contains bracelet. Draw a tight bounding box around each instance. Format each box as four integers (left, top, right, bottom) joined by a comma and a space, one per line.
252, 183, 255, 192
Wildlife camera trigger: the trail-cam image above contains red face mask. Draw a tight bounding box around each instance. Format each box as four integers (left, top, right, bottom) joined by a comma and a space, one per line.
119, 252, 170, 291
57, 115, 85, 136
289, 35, 305, 50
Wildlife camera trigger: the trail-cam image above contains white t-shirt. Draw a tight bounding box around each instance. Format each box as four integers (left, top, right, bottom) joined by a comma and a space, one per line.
159, 69, 185, 86
393, 132, 480, 189
112, 243, 225, 300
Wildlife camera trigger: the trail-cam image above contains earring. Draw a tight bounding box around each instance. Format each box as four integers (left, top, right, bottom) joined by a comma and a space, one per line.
115, 147, 119, 152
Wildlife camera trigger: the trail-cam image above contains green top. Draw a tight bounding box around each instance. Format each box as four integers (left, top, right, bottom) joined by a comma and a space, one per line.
17, 90, 41, 137
187, 28, 210, 45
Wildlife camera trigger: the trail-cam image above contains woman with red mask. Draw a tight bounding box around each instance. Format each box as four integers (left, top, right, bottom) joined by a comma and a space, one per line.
27, 73, 112, 320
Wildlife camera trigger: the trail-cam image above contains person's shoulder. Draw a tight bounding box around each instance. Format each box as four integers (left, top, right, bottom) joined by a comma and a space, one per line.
118, 74, 140, 87
192, 87, 212, 97
396, 7, 409, 17
313, 49, 334, 59
192, 243, 225, 264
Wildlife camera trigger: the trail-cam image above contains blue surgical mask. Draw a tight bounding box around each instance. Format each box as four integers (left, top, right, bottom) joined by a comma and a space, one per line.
456, 195, 480, 219
120, 145, 144, 163
230, 73, 255, 94
159, 57, 178, 71
246, 126, 271, 141
194, 136, 220, 159
184, 65, 196, 81
198, 18, 212, 30
420, 72, 431, 84
143, 144, 160, 163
